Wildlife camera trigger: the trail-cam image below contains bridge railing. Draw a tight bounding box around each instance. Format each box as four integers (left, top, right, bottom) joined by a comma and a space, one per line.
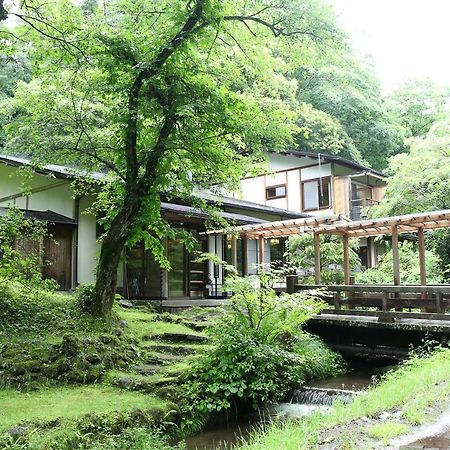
295, 284, 450, 315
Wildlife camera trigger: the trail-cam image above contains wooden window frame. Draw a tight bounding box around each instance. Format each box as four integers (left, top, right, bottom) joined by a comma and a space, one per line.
301, 176, 332, 212
266, 184, 287, 200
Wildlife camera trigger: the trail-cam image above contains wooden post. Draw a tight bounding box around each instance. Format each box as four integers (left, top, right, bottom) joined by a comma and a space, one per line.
417, 227, 426, 286
343, 233, 350, 285
391, 225, 400, 286
242, 237, 248, 276
231, 235, 238, 269
314, 232, 321, 285
258, 237, 265, 266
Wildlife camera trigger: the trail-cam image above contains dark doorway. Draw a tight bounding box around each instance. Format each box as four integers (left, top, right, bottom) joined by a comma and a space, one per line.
43, 224, 73, 290
126, 245, 162, 299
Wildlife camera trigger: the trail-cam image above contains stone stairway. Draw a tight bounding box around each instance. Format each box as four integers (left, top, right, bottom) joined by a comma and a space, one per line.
107, 311, 211, 397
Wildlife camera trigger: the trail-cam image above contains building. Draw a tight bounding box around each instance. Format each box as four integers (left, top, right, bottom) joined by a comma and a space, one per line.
232, 150, 386, 269
0, 154, 304, 300
0, 150, 386, 301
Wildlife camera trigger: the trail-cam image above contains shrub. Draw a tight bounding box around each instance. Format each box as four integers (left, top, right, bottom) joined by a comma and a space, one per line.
185, 272, 344, 415
287, 234, 360, 284
74, 284, 96, 313
0, 208, 57, 293
355, 241, 444, 284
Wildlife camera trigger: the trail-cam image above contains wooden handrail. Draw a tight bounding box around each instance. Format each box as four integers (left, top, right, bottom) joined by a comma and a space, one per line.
295, 284, 450, 294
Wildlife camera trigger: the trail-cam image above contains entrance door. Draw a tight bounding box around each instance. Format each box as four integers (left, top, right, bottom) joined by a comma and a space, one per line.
167, 239, 187, 298
43, 224, 73, 290
126, 246, 162, 299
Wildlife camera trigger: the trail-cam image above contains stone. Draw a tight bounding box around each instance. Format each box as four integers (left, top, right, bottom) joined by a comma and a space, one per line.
116, 377, 132, 388
118, 319, 129, 328
8, 426, 27, 438
119, 299, 134, 308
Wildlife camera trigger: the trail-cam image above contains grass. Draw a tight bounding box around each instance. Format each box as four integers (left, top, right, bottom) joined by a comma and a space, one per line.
118, 308, 204, 339
239, 348, 450, 450
368, 422, 409, 443
0, 385, 167, 431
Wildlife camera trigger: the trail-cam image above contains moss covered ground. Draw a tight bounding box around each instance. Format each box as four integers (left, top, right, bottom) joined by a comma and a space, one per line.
0, 287, 214, 448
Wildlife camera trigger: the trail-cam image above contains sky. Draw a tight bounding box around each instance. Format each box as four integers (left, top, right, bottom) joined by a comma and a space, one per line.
331, 0, 450, 93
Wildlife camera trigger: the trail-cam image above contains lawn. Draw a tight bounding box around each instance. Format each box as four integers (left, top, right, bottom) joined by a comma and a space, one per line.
0, 385, 168, 431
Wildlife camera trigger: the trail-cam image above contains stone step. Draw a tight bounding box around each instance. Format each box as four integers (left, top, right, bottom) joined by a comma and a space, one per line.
113, 374, 179, 391
157, 332, 207, 343
145, 344, 197, 356
147, 353, 184, 365
133, 364, 164, 376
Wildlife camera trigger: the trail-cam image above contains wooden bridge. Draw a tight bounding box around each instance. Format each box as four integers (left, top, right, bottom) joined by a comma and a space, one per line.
295, 284, 450, 359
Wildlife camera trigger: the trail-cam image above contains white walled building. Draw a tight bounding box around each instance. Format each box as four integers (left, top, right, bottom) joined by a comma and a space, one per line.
0, 150, 386, 301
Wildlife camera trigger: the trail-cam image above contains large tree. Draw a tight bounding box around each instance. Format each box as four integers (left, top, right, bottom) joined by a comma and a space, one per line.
1, 0, 340, 315
294, 58, 406, 170
387, 78, 450, 138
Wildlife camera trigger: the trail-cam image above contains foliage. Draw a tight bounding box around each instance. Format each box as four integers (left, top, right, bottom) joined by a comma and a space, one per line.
1, 0, 343, 314
0, 50, 31, 147
354, 241, 444, 285
295, 60, 406, 170
373, 118, 450, 217
0, 209, 56, 293
426, 229, 450, 281
387, 78, 450, 138
287, 234, 360, 284
185, 272, 343, 415
75, 283, 102, 314
293, 102, 363, 163
239, 347, 450, 450
0, 288, 141, 389
0, 385, 177, 449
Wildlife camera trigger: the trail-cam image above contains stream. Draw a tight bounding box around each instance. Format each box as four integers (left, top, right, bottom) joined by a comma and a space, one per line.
184, 359, 392, 450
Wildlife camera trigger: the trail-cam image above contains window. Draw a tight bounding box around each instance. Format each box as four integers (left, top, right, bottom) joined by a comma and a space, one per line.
266, 184, 286, 200
302, 177, 331, 211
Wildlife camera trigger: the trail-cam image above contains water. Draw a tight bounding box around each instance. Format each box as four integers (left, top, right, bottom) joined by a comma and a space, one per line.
185, 360, 391, 450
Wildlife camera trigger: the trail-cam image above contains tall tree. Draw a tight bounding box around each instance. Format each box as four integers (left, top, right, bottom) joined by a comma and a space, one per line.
1, 0, 340, 316
295, 58, 405, 170
387, 78, 450, 138
373, 119, 450, 217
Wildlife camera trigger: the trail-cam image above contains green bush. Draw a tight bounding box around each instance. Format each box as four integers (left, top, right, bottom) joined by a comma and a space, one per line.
185, 273, 344, 415
355, 241, 444, 284
287, 234, 360, 284
74, 284, 96, 313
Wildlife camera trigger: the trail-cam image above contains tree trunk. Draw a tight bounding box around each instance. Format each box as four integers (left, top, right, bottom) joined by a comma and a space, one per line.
92, 194, 142, 316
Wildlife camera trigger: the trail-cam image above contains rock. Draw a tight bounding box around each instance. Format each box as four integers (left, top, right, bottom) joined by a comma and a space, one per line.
61, 334, 80, 357
119, 299, 134, 309
118, 319, 129, 328
8, 426, 27, 438
116, 377, 132, 388
85, 354, 102, 365
377, 412, 391, 420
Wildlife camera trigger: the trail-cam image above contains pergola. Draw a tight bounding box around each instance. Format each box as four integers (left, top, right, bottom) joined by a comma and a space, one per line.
212, 209, 450, 287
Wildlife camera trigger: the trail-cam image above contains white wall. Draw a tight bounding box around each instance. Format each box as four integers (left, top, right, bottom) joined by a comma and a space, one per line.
0, 164, 75, 218
241, 176, 266, 204
77, 195, 100, 285
287, 169, 301, 212
267, 153, 317, 170
301, 163, 332, 181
